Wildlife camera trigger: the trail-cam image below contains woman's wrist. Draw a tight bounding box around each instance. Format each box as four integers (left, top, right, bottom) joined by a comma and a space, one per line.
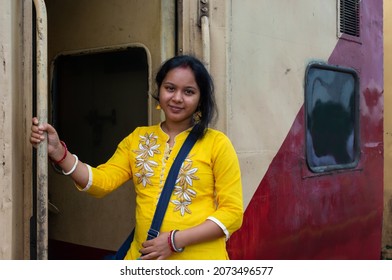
168, 230, 185, 253
50, 141, 68, 164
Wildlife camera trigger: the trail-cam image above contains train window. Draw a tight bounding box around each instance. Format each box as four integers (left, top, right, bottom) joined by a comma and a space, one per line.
305, 63, 359, 173
51, 47, 149, 166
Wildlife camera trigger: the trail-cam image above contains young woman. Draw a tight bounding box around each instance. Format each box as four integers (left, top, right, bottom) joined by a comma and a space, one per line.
30, 55, 243, 260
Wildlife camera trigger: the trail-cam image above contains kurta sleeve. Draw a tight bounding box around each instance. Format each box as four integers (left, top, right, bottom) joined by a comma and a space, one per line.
207, 133, 243, 239
76, 132, 134, 198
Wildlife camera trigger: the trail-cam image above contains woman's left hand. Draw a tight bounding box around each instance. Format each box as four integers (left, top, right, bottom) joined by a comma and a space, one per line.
139, 232, 173, 260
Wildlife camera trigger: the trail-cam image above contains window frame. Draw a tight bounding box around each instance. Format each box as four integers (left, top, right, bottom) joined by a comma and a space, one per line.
305, 62, 360, 173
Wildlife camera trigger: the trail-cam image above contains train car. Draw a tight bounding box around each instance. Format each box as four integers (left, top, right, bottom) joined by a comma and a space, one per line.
0, 0, 386, 260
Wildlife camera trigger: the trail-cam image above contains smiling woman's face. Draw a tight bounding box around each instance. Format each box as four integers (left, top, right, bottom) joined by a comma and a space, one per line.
159, 66, 201, 127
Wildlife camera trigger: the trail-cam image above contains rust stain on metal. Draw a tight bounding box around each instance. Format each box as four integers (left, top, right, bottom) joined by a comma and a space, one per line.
1, 45, 5, 73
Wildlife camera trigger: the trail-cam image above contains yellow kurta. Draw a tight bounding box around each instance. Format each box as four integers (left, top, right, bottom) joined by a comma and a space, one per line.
78, 124, 243, 260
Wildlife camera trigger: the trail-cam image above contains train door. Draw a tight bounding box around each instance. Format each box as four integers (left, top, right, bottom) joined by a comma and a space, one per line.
38, 0, 175, 259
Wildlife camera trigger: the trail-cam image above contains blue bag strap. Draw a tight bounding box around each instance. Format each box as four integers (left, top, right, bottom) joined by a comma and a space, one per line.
110, 125, 199, 259
107, 228, 134, 260
147, 124, 198, 240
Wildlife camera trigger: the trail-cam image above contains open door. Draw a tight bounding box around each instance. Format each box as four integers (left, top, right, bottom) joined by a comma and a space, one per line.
43, 0, 175, 259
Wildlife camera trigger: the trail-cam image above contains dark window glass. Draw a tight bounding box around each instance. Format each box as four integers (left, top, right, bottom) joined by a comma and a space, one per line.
52, 48, 149, 166
305, 63, 359, 172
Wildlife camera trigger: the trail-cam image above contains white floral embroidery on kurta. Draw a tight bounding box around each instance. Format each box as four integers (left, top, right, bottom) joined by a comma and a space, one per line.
133, 133, 160, 187
133, 133, 199, 215
135, 169, 153, 187
171, 157, 199, 216
172, 199, 192, 216
136, 157, 158, 172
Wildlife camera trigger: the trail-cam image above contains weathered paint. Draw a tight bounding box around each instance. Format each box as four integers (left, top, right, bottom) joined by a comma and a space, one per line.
383, 0, 392, 259
228, 0, 383, 259
229, 0, 339, 208
0, 0, 29, 259
0, 0, 387, 260
33, 0, 49, 260
0, 0, 13, 259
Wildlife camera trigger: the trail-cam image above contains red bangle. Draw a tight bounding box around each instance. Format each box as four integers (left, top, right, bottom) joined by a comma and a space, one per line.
168, 231, 176, 252
52, 141, 67, 164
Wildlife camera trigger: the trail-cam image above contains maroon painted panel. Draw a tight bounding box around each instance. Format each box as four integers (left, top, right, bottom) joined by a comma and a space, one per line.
227, 0, 383, 259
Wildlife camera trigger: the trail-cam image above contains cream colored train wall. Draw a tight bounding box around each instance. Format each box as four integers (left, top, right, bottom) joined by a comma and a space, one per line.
227, 1, 339, 207
0, 0, 32, 259
383, 1, 392, 258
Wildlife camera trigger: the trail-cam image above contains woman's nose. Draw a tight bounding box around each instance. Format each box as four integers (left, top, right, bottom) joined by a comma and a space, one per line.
172, 90, 183, 102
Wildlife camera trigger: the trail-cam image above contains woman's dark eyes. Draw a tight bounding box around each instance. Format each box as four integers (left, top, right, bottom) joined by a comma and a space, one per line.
165, 86, 175, 92
184, 89, 194, 95
165, 86, 194, 95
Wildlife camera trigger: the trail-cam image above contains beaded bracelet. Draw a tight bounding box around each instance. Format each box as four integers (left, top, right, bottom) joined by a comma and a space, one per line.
52, 141, 67, 164
62, 154, 78, 176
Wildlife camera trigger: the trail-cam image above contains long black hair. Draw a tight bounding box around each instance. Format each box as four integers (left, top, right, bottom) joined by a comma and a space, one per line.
154, 55, 217, 139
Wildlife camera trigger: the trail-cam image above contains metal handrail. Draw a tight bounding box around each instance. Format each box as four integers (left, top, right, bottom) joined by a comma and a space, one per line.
201, 15, 210, 71
32, 0, 48, 260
